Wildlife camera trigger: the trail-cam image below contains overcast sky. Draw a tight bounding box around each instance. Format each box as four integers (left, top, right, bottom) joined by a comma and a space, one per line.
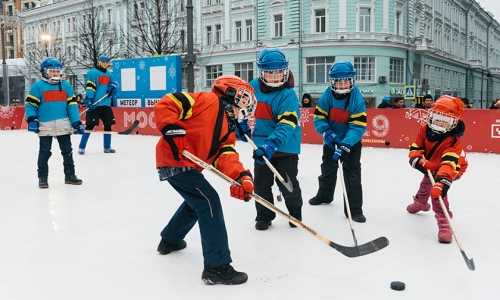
477, 0, 500, 22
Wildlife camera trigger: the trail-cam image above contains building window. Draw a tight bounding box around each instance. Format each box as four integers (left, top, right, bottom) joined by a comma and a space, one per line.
206, 25, 212, 45
235, 21, 242, 42
390, 57, 404, 84
215, 24, 222, 44
274, 14, 283, 38
206, 65, 223, 87
108, 8, 112, 25
354, 56, 375, 82
9, 49, 15, 59
245, 19, 253, 41
314, 9, 326, 33
359, 7, 371, 32
8, 5, 13, 16
306, 56, 335, 83
396, 11, 401, 35
234, 62, 254, 82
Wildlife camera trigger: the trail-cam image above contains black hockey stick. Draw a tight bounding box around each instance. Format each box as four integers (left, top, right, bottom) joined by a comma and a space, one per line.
118, 120, 140, 135
182, 150, 389, 258
427, 170, 476, 271
338, 160, 359, 247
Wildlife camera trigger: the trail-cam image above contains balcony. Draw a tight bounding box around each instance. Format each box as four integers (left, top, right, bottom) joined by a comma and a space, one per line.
230, 0, 254, 10
302, 32, 409, 45
201, 4, 224, 16
0, 15, 18, 26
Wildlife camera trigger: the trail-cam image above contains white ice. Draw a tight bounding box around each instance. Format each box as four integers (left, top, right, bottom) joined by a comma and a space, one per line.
0, 130, 499, 300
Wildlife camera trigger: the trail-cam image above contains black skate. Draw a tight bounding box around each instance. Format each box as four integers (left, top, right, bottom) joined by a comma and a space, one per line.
157, 239, 186, 255
255, 220, 271, 231
104, 148, 116, 154
39, 178, 48, 189
352, 214, 367, 223
65, 175, 83, 185
202, 264, 248, 285
308, 196, 332, 206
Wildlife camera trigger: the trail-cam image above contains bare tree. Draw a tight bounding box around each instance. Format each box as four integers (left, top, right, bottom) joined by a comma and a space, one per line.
125, 0, 185, 56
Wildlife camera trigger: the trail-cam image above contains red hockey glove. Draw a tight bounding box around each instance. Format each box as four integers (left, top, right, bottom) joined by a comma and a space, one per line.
431, 177, 452, 199
230, 171, 254, 201
161, 124, 186, 161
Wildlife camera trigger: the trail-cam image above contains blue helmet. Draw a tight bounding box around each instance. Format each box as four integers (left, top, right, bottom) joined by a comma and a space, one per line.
40, 57, 63, 83
98, 54, 111, 63
257, 48, 289, 87
329, 60, 356, 94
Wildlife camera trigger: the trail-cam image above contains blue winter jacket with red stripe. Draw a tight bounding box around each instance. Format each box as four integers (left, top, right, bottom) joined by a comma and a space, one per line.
250, 78, 301, 154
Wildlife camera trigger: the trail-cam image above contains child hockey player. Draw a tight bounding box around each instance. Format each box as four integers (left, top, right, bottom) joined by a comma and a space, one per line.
407, 95, 468, 243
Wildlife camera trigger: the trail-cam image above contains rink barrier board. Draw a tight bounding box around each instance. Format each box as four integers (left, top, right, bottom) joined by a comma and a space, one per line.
1, 106, 499, 153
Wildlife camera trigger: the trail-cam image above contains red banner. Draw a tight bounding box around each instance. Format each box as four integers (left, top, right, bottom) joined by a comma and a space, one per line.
2, 106, 499, 153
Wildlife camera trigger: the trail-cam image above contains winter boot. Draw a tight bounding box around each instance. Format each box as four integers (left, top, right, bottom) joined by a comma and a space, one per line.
104, 148, 116, 153
103, 134, 115, 153
65, 175, 83, 185
406, 196, 431, 214
352, 213, 367, 223
436, 216, 452, 244
201, 264, 248, 285
255, 220, 271, 231
308, 195, 332, 206
78, 148, 85, 155
157, 239, 187, 255
39, 178, 49, 189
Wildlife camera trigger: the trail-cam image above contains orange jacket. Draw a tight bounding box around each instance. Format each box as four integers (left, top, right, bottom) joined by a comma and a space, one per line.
155, 91, 248, 180
409, 125, 468, 181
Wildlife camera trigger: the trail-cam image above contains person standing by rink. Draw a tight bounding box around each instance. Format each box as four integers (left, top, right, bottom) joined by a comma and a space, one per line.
78, 54, 119, 154
154, 75, 256, 285
309, 60, 368, 223
250, 48, 303, 231
24, 57, 85, 188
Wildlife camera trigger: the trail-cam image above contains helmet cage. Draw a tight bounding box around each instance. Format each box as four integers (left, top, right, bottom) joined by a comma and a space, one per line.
427, 109, 459, 133
43, 67, 63, 83
231, 87, 256, 121
260, 68, 289, 88
330, 77, 355, 94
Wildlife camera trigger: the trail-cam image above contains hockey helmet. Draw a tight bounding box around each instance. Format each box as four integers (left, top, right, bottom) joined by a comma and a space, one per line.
329, 60, 356, 95
212, 75, 256, 120
427, 95, 464, 133
257, 48, 289, 87
40, 57, 63, 83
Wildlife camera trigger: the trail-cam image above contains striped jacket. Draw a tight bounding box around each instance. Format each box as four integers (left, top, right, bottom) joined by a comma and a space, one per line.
85, 67, 113, 107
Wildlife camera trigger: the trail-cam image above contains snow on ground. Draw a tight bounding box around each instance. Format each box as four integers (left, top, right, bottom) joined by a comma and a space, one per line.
0, 130, 499, 300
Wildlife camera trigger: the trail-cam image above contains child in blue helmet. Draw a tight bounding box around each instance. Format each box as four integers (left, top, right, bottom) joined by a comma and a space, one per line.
24, 57, 84, 188
78, 54, 119, 154
309, 60, 368, 223
250, 48, 303, 230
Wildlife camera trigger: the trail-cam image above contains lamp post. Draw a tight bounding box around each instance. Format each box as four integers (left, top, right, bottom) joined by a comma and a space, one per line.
1, 22, 9, 106
40, 33, 51, 57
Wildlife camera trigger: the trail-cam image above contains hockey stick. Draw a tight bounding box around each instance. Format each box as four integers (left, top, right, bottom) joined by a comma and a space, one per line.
182, 150, 389, 258
243, 134, 294, 193
82, 120, 140, 135
338, 161, 359, 248
427, 169, 475, 271
80, 92, 111, 116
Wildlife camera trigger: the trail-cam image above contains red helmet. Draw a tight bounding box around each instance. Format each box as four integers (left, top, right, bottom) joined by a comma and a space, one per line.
212, 75, 256, 120
427, 95, 464, 133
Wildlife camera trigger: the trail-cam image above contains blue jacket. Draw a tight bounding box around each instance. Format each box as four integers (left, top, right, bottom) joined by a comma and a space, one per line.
25, 79, 79, 123
250, 78, 301, 154
313, 86, 367, 147
85, 67, 113, 107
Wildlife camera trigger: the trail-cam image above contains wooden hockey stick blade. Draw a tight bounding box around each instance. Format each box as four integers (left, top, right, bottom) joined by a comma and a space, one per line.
330, 236, 389, 258
278, 172, 294, 193
118, 120, 139, 135
461, 251, 476, 271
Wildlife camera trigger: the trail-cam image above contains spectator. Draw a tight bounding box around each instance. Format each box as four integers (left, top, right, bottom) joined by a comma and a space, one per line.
302, 93, 313, 107
490, 99, 500, 109
461, 97, 472, 108
415, 94, 433, 109
377, 96, 393, 108
392, 96, 406, 108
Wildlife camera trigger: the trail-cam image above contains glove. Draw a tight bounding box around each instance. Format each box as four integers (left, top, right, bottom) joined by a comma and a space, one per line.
161, 124, 186, 161
409, 156, 439, 175
230, 171, 254, 201
253, 141, 278, 164
331, 144, 350, 161
107, 81, 119, 96
236, 120, 251, 142
323, 129, 337, 148
27, 117, 39, 133
72, 121, 85, 134
431, 177, 452, 199
85, 97, 96, 110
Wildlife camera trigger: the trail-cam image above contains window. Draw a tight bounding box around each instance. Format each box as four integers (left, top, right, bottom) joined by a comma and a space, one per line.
67, 18, 71, 32
206, 25, 212, 45
359, 7, 371, 32
396, 11, 401, 35
8, 34, 14, 46
206, 65, 223, 87
314, 9, 326, 33
306, 56, 335, 83
8, 5, 13, 16
245, 19, 253, 41
9, 49, 15, 59
235, 21, 242, 42
354, 56, 375, 81
390, 57, 404, 84
72, 17, 76, 32
274, 14, 283, 38
215, 24, 222, 44
234, 62, 254, 82
108, 9, 112, 24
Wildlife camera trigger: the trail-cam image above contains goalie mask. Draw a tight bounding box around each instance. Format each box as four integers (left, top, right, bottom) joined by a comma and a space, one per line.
427, 95, 465, 133
211, 75, 256, 121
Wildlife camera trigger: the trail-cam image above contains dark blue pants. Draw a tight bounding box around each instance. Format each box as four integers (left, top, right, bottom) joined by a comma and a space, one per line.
38, 134, 75, 179
161, 170, 232, 268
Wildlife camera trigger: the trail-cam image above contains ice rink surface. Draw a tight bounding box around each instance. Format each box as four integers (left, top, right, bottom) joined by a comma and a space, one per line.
1, 131, 499, 300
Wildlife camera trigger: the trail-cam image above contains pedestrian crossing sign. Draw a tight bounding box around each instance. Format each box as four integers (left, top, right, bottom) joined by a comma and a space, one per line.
404, 85, 416, 100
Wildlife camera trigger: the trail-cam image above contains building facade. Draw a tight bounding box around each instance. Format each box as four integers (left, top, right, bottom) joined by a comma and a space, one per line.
194, 0, 500, 108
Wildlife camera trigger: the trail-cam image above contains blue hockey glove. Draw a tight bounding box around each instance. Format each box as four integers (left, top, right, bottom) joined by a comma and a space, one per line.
236, 120, 251, 142
323, 129, 338, 148
253, 141, 278, 165
107, 81, 119, 96
27, 117, 39, 133
72, 121, 85, 135
332, 144, 351, 161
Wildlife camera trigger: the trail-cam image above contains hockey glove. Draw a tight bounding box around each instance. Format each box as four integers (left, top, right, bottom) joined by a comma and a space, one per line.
236, 120, 251, 142
85, 97, 96, 110
107, 81, 119, 97
323, 129, 338, 148
431, 177, 452, 199
230, 171, 254, 201
332, 144, 350, 161
161, 124, 186, 161
72, 121, 85, 134
27, 117, 39, 133
409, 156, 439, 175
253, 141, 278, 165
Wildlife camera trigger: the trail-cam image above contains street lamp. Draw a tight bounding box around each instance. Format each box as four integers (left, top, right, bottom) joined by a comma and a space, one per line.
40, 33, 51, 56
1, 22, 10, 106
